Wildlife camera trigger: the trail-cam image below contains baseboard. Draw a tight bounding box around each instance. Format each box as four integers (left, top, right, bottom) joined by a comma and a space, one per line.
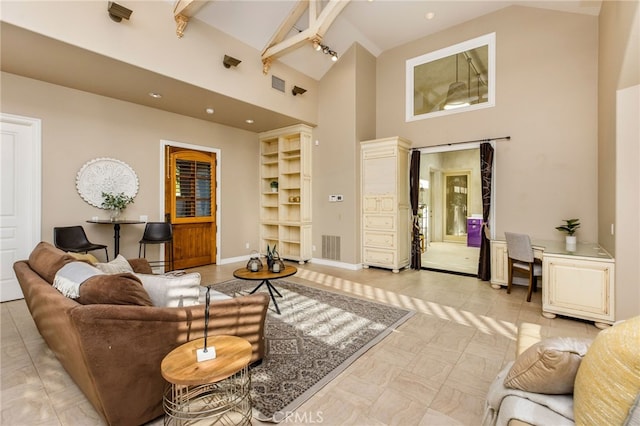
219, 254, 361, 271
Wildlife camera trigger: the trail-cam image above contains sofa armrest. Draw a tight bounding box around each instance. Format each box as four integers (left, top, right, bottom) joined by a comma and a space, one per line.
68, 293, 269, 426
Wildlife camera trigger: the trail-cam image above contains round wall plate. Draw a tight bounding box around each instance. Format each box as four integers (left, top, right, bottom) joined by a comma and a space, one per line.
76, 158, 139, 208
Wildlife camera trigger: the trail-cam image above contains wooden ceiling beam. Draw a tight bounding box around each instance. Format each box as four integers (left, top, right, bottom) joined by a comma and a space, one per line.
173, 0, 210, 38
261, 0, 350, 73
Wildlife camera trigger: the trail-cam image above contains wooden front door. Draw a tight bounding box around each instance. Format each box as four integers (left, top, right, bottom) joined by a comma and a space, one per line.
166, 148, 217, 269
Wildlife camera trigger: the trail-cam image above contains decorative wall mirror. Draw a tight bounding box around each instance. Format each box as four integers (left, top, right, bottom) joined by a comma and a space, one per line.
406, 33, 495, 121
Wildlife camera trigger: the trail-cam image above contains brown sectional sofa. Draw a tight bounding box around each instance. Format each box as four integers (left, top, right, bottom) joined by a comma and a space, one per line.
13, 242, 269, 426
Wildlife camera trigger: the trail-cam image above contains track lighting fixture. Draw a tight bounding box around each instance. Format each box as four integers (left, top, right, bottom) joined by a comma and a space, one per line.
291, 86, 307, 96
313, 41, 338, 62
223, 55, 241, 69
107, 2, 132, 22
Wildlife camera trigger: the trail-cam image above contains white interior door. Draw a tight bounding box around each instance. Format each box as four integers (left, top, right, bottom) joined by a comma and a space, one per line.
0, 113, 41, 302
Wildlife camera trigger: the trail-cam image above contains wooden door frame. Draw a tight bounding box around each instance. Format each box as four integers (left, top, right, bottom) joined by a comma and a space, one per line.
159, 140, 221, 265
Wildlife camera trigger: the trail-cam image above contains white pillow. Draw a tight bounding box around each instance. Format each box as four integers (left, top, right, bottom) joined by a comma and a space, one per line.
94, 255, 134, 274
134, 272, 202, 307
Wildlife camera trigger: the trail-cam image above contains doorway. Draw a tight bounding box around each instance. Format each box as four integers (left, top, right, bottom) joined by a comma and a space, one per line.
161, 141, 220, 269
419, 144, 488, 275
0, 113, 41, 301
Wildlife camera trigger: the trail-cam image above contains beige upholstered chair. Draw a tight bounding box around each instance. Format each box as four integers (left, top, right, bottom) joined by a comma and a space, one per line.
504, 232, 542, 302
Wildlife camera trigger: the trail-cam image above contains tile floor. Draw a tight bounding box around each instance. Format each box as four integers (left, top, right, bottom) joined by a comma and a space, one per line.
1, 261, 601, 425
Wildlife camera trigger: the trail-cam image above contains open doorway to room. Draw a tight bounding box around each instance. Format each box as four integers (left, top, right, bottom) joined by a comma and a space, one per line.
419, 145, 485, 275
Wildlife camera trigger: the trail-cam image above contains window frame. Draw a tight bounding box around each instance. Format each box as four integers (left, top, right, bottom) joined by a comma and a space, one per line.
406, 32, 496, 122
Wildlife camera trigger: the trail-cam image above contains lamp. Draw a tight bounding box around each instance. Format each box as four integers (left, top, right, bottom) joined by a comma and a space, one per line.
223, 55, 242, 69
107, 2, 132, 22
196, 287, 217, 362
292, 86, 307, 96
443, 53, 470, 110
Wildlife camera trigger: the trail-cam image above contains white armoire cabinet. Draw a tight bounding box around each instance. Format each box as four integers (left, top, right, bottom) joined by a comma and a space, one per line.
259, 124, 312, 263
360, 137, 412, 273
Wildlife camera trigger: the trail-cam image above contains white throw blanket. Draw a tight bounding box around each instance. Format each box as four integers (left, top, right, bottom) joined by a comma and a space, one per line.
53, 262, 105, 298
482, 362, 575, 426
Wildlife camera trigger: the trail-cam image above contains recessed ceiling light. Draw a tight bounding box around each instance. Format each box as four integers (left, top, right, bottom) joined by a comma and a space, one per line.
205, 108, 214, 114
148, 92, 162, 99
245, 119, 254, 124
425, 12, 435, 20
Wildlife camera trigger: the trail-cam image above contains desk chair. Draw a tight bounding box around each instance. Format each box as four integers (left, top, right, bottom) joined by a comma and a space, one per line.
138, 222, 173, 271
505, 232, 542, 302
54, 226, 109, 261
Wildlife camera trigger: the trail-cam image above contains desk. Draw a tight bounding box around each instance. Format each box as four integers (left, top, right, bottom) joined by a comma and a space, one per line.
491, 239, 615, 328
86, 219, 143, 257
233, 265, 297, 314
161, 335, 252, 425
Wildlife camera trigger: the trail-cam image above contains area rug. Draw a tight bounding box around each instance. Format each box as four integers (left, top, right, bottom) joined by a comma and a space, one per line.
213, 279, 415, 423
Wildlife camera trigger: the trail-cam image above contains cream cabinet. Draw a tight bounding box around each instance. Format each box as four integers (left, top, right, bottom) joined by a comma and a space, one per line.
259, 124, 312, 263
543, 254, 615, 328
361, 137, 411, 273
491, 239, 615, 328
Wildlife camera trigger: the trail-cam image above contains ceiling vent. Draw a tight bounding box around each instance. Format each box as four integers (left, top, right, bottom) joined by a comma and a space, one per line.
271, 76, 285, 93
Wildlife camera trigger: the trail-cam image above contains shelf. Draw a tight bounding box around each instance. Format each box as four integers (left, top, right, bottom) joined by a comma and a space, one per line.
259, 124, 312, 262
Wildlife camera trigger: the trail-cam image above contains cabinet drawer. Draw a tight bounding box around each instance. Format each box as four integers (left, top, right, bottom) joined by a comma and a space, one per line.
363, 231, 395, 248
363, 247, 396, 266
364, 215, 395, 230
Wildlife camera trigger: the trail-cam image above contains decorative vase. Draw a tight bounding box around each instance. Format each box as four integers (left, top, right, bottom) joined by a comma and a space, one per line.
110, 208, 121, 222
565, 235, 577, 251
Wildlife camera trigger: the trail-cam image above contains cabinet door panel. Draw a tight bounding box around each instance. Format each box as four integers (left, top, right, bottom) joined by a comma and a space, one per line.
379, 195, 396, 212
364, 215, 395, 230
363, 231, 395, 248
363, 247, 396, 266
545, 259, 613, 319
363, 196, 379, 213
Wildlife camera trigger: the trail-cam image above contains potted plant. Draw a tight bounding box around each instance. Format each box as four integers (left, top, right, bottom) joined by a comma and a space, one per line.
102, 191, 134, 221
555, 218, 580, 251
270, 180, 278, 193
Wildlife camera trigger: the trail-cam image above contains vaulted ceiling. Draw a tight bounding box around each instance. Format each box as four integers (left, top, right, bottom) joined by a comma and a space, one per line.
0, 1, 602, 131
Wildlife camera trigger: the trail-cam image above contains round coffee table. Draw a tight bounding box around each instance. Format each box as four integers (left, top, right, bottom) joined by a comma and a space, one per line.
233, 265, 297, 314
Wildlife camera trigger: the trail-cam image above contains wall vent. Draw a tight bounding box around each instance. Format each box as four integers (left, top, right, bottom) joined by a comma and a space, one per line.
322, 235, 341, 261
272, 75, 285, 92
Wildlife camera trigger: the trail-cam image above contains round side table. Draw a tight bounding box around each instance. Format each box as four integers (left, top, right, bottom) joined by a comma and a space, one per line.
161, 335, 252, 425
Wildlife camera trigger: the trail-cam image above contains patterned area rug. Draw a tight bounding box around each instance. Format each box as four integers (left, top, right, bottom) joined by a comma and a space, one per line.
213, 279, 415, 423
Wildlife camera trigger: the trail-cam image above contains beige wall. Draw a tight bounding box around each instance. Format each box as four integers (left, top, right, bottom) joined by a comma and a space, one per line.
376, 6, 599, 242
314, 45, 358, 264
598, 1, 640, 319
1, 72, 261, 262
0, 0, 318, 126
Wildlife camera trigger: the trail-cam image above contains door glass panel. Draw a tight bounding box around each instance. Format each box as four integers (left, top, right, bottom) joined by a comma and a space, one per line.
175, 159, 211, 218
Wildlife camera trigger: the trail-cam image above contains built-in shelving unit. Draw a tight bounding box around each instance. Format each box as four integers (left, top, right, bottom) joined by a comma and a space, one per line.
259, 124, 312, 263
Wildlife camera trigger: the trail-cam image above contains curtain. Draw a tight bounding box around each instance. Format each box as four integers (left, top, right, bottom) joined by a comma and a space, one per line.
477, 142, 494, 280
410, 150, 421, 269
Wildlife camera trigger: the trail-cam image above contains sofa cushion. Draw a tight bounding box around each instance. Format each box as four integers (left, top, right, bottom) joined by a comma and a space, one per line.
504, 337, 591, 394
574, 316, 640, 425
134, 272, 202, 307
76, 273, 153, 306
28, 241, 76, 284
95, 255, 135, 274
